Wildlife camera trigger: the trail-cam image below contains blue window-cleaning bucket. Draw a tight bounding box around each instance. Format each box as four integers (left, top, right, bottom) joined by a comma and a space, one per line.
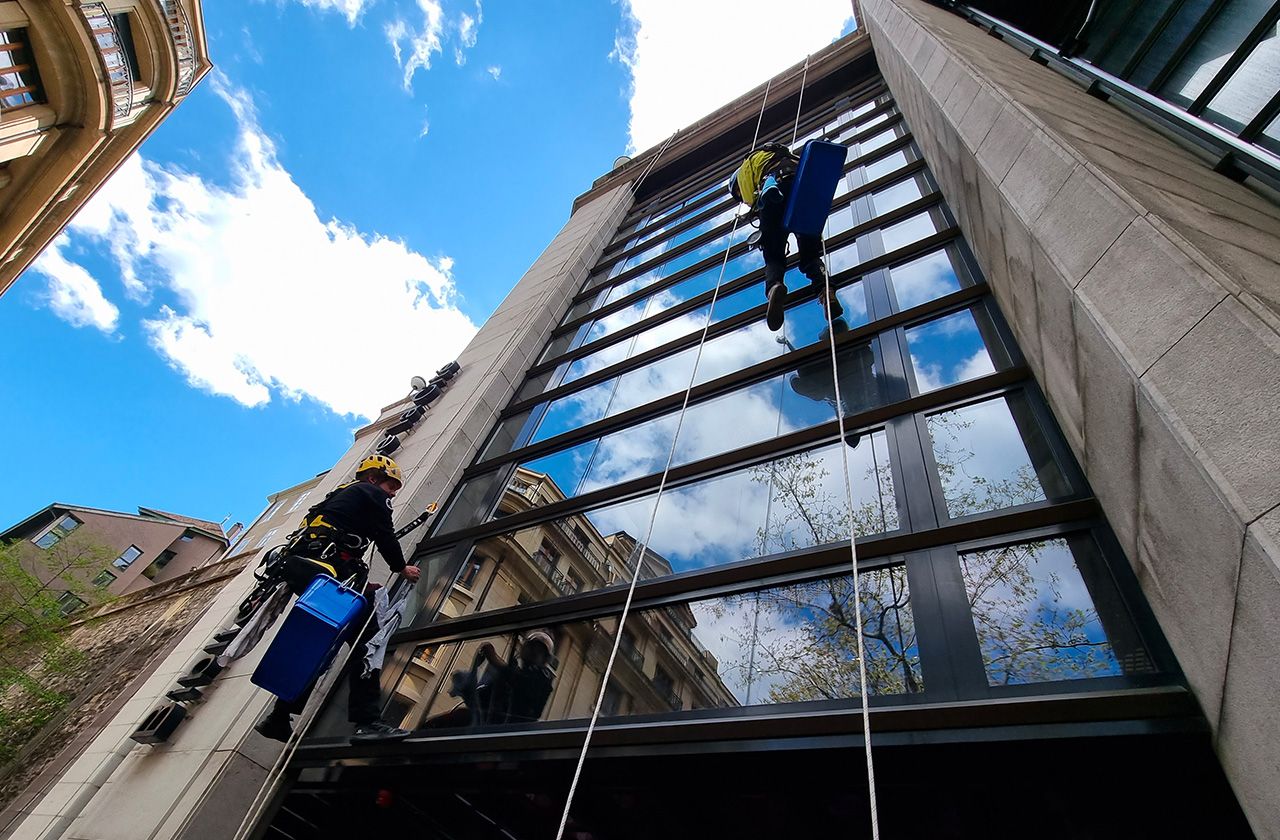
251, 575, 366, 703
783, 140, 847, 238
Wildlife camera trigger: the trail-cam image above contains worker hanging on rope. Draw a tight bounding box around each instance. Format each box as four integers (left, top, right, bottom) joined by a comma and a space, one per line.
253, 454, 421, 744
729, 141, 843, 332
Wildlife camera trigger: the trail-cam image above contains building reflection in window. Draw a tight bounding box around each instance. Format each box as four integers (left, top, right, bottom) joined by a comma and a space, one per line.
385, 565, 919, 733
959, 537, 1153, 685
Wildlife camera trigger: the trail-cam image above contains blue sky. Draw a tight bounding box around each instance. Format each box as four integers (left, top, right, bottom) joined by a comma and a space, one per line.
0, 0, 855, 534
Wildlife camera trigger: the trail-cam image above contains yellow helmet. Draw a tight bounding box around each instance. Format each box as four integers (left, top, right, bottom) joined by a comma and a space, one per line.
356, 454, 402, 484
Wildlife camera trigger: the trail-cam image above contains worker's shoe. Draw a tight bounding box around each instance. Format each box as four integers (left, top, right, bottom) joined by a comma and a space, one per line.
765, 284, 787, 332
254, 710, 293, 743
350, 720, 412, 742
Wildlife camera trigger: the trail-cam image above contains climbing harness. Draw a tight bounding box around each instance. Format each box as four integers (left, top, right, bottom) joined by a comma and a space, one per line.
555, 54, 883, 839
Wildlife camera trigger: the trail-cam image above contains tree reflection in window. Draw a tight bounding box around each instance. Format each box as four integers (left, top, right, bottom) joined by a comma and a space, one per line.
926, 394, 1071, 519
960, 539, 1126, 685
700, 566, 921, 704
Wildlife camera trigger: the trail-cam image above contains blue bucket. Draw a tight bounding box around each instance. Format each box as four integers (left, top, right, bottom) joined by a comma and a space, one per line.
251, 575, 366, 703
783, 140, 847, 238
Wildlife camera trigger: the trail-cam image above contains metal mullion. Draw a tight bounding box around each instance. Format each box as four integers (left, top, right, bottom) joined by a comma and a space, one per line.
394, 499, 1100, 651
443, 368, 1032, 552
1239, 87, 1280, 142
922, 543, 997, 699
1187, 0, 1280, 115
1148, 0, 1231, 91
499, 281, 989, 469
1119, 0, 1187, 81
609, 189, 733, 257
517, 226, 967, 416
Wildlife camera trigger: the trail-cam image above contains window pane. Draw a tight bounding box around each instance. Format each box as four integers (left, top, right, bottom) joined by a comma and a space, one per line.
960, 537, 1155, 685
904, 308, 999, 393
879, 209, 941, 254
887, 247, 962, 309
680, 566, 921, 706
35, 532, 60, 549
531, 380, 617, 444
862, 148, 910, 183
479, 410, 531, 461
869, 173, 926, 217
926, 393, 1073, 519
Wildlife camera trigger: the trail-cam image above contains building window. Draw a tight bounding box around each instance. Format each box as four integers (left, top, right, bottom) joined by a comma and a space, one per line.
92, 570, 116, 587
110, 13, 141, 85
179, 531, 195, 542
286, 493, 310, 514
142, 549, 177, 580
113, 545, 143, 569
56, 591, 87, 616
263, 500, 283, 522
254, 528, 279, 549
34, 515, 81, 549
0, 29, 46, 112
458, 557, 483, 589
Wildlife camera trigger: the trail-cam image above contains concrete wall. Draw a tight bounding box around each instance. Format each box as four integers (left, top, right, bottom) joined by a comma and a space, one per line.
859, 1, 1280, 834
1, 181, 633, 840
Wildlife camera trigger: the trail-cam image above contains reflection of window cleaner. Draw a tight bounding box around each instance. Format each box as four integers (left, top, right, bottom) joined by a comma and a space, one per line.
428, 630, 557, 729
730, 142, 842, 332
251, 456, 426, 744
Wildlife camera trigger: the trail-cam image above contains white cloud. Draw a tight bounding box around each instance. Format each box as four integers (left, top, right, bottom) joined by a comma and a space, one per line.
455, 1, 482, 65
281, 0, 371, 26
419, 104, 431, 138
30, 239, 120, 332
612, 0, 855, 152
386, 0, 446, 91
486, 64, 501, 81
52, 72, 477, 419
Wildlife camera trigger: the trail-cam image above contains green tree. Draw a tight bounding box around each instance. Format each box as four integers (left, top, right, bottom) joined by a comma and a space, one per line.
0, 534, 115, 764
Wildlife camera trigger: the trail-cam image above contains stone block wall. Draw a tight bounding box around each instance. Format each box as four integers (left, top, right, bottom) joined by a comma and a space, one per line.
859, 0, 1280, 834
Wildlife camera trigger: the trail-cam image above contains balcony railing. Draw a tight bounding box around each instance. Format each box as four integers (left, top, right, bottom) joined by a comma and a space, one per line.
154, 0, 196, 96
79, 4, 134, 121
530, 549, 580, 597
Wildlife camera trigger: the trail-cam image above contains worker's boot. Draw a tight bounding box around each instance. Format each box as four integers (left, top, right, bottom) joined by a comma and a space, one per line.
764, 265, 787, 332
351, 719, 412, 743
254, 709, 293, 743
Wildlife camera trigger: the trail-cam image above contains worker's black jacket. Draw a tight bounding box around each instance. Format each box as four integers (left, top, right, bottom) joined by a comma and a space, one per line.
300, 481, 406, 572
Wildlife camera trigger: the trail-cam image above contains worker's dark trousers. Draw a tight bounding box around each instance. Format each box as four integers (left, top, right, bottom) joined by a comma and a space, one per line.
270, 556, 383, 724
757, 174, 826, 293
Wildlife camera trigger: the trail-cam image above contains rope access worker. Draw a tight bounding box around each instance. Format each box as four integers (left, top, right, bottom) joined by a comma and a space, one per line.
253, 454, 421, 744
730, 141, 843, 332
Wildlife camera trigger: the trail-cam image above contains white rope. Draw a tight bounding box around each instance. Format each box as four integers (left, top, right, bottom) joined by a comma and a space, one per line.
818, 228, 882, 838
553, 75, 778, 840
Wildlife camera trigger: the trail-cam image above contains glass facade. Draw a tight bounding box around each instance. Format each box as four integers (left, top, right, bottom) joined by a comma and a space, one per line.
301, 82, 1179, 757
